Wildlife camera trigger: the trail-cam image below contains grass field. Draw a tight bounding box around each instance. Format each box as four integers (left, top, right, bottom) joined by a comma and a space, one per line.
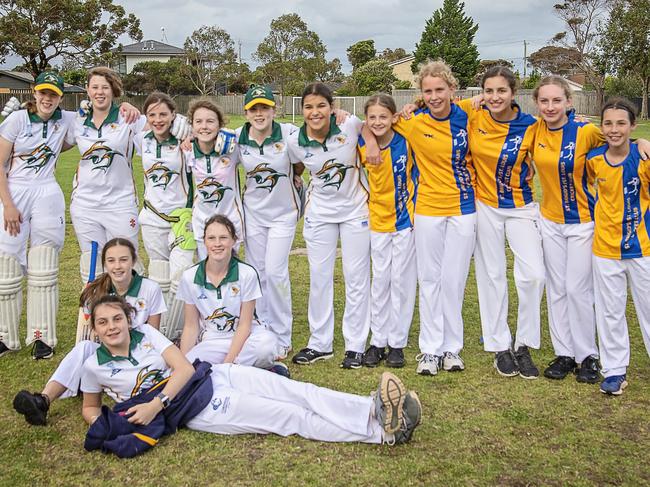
1, 117, 650, 486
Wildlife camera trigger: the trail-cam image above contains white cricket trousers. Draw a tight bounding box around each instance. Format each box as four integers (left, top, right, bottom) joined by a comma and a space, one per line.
593, 255, 650, 378
414, 213, 476, 355
244, 220, 296, 349
48, 340, 99, 398
186, 363, 383, 443
302, 217, 371, 353
474, 201, 545, 352
141, 224, 195, 278
540, 217, 597, 363
369, 228, 416, 349
185, 325, 278, 369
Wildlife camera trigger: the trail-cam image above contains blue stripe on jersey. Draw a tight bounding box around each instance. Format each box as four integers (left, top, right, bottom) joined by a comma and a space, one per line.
581, 168, 595, 220
494, 122, 529, 209
519, 161, 534, 205
620, 145, 643, 258
411, 148, 419, 207
449, 106, 475, 215
389, 133, 413, 230
558, 120, 580, 222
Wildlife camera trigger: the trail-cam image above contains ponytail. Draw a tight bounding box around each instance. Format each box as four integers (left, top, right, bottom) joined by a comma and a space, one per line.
79, 273, 113, 309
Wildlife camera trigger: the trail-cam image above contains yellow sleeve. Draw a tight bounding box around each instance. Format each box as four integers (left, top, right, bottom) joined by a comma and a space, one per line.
456, 98, 475, 117
584, 122, 605, 149
393, 115, 414, 139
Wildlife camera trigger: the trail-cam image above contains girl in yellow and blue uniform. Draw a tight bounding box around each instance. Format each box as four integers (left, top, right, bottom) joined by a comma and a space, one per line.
358, 93, 417, 369
456, 66, 543, 379
586, 98, 650, 396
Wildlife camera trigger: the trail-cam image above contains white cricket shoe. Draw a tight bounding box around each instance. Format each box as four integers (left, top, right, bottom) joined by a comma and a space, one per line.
442, 352, 465, 372
415, 353, 440, 376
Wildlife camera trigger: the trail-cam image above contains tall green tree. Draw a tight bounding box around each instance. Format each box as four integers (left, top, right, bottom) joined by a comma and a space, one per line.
184, 25, 238, 95
378, 47, 408, 63
0, 0, 141, 77
474, 59, 514, 85
527, 46, 582, 75
411, 0, 480, 88
347, 40, 376, 70
600, 0, 650, 118
122, 60, 197, 95
254, 13, 339, 110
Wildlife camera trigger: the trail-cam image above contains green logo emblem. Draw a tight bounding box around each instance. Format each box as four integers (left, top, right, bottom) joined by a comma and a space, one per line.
247, 162, 287, 191
19, 143, 55, 173
197, 177, 232, 206
81, 140, 123, 172
315, 158, 352, 190
145, 161, 179, 190
206, 307, 238, 332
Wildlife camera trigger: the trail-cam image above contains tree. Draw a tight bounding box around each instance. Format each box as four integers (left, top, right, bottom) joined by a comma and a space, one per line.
411, 0, 480, 88
528, 46, 582, 75
474, 59, 515, 85
60, 68, 87, 88
184, 25, 238, 95
349, 59, 397, 95
521, 70, 543, 89
605, 75, 642, 99
347, 40, 376, 70
379, 48, 409, 63
0, 0, 141, 77
600, 0, 650, 119
254, 13, 340, 109
552, 0, 609, 103
122, 60, 197, 96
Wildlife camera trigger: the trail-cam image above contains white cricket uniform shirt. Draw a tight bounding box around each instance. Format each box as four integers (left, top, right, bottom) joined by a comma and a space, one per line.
286, 115, 369, 223
236, 122, 301, 226
175, 257, 262, 341
134, 131, 193, 228
0, 108, 76, 183
80, 325, 172, 403
67, 106, 146, 210
185, 141, 244, 239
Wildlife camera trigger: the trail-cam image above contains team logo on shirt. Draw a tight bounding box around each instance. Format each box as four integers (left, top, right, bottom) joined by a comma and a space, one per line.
130, 365, 166, 397
315, 159, 352, 190
197, 177, 232, 206
18, 143, 55, 173
503, 135, 523, 154
247, 162, 287, 191
145, 161, 179, 190
626, 177, 640, 196
273, 142, 285, 153
81, 140, 123, 172
205, 307, 238, 332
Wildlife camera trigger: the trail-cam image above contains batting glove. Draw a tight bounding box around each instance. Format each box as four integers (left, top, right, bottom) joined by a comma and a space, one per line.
79, 100, 92, 117
215, 128, 237, 155
170, 114, 191, 140
1, 97, 21, 117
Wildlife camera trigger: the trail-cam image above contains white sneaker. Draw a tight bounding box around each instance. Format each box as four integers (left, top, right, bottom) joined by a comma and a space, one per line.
415, 353, 440, 376
275, 345, 292, 361
442, 352, 465, 372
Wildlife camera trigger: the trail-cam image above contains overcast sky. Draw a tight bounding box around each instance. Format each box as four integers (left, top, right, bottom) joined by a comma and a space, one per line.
1, 0, 565, 74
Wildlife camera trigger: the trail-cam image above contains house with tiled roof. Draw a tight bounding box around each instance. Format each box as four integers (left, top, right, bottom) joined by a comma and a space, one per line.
111, 39, 185, 75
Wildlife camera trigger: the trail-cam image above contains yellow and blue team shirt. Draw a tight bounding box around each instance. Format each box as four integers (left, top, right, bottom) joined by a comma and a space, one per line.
457, 99, 537, 209
0, 108, 75, 184
81, 324, 172, 403
236, 121, 302, 226
393, 103, 475, 217
134, 131, 193, 228
587, 142, 650, 259
175, 256, 263, 341
358, 131, 416, 232
532, 112, 604, 224
67, 105, 146, 210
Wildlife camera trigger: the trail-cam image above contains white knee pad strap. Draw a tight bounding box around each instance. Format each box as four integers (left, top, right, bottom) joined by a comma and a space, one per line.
26, 246, 59, 347
0, 252, 24, 350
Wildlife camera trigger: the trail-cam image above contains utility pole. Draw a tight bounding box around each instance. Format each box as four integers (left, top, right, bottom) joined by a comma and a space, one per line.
238, 40, 243, 64
523, 40, 528, 79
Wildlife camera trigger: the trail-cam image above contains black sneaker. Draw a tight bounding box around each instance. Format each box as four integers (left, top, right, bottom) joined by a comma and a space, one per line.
576, 356, 600, 384
0, 341, 11, 358
291, 347, 333, 365
385, 347, 405, 368
363, 345, 385, 367
32, 340, 54, 360
13, 390, 50, 426
494, 350, 519, 377
514, 346, 539, 379
341, 350, 364, 369
543, 356, 577, 380
268, 362, 291, 379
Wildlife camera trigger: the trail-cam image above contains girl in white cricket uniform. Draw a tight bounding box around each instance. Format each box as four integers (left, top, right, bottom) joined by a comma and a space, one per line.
237, 85, 303, 359
184, 100, 243, 259
134, 92, 195, 341
13, 238, 166, 425
0, 72, 76, 359
66, 67, 146, 281
585, 98, 650, 396
178, 215, 278, 370
287, 82, 371, 369
79, 294, 420, 445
